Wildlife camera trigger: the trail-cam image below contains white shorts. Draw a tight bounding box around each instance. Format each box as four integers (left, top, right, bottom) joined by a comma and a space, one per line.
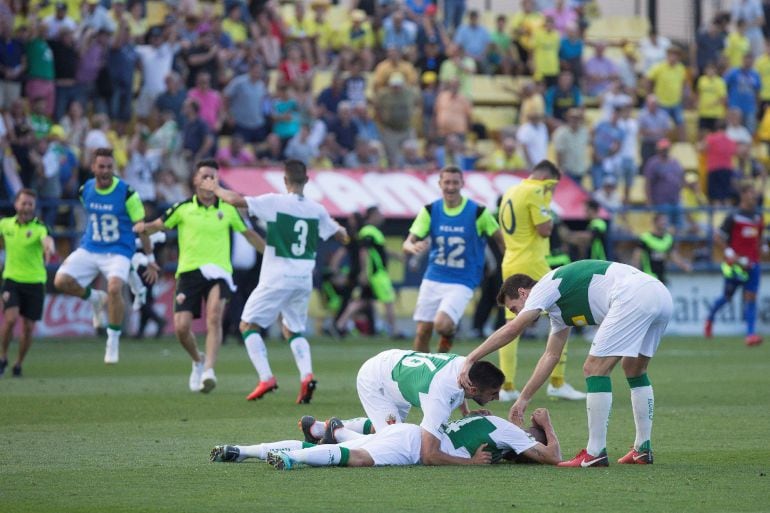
356, 349, 411, 431
240, 283, 310, 333
57, 248, 131, 287
412, 279, 474, 325
340, 423, 422, 466
590, 280, 672, 358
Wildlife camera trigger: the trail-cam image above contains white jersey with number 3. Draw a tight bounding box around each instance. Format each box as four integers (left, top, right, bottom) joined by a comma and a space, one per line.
246, 193, 340, 290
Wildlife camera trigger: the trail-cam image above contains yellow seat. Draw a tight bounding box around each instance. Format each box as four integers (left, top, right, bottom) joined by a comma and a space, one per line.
473, 106, 517, 134
312, 70, 334, 95
628, 175, 648, 205
146, 1, 168, 26
670, 142, 699, 171
469, 75, 518, 106
585, 16, 649, 43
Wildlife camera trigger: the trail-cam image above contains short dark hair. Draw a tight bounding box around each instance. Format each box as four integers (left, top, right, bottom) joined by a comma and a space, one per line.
93, 147, 114, 160
586, 199, 600, 211
496, 274, 538, 306
532, 159, 561, 180
439, 165, 462, 178
15, 188, 37, 201
467, 360, 504, 391
284, 159, 309, 185
195, 159, 219, 173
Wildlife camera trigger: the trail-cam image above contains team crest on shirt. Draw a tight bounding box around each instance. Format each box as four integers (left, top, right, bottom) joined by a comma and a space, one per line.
26, 230, 32, 238
571, 315, 587, 326
217, 210, 224, 220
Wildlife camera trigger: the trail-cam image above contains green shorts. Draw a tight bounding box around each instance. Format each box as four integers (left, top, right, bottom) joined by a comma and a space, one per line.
367, 270, 395, 304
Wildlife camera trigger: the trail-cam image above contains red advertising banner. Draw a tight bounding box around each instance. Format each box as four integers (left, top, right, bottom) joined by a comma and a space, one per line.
219, 168, 590, 220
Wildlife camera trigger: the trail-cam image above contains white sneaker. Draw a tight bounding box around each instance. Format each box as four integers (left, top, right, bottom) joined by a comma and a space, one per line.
104, 337, 119, 364
499, 389, 521, 402
189, 353, 205, 392
200, 368, 217, 394
91, 290, 108, 329
132, 288, 147, 311
547, 383, 587, 401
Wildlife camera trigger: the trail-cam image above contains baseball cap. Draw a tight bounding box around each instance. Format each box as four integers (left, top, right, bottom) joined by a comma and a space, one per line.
422, 71, 437, 85
48, 125, 66, 140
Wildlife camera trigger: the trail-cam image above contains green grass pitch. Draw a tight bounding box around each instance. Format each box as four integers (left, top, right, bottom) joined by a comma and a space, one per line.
1, 333, 768, 513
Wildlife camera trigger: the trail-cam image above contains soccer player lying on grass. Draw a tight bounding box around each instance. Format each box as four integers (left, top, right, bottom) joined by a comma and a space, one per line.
297, 349, 504, 465
210, 409, 561, 469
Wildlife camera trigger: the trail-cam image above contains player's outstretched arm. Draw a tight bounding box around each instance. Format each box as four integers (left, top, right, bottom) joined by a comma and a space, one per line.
200, 177, 248, 208
420, 429, 492, 466
520, 408, 562, 465
333, 227, 350, 245
243, 229, 266, 253
458, 310, 541, 389
143, 218, 167, 235
136, 229, 160, 284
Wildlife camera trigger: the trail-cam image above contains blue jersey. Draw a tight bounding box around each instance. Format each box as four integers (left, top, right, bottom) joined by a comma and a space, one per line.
424, 198, 487, 289
79, 178, 139, 259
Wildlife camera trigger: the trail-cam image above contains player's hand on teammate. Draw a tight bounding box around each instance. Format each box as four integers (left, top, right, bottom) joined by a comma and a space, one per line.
132, 221, 145, 234
470, 444, 493, 465
142, 262, 160, 284
456, 360, 474, 390
509, 398, 528, 427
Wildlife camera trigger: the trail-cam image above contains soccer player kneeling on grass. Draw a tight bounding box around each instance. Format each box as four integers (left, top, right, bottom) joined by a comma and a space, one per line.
459, 260, 672, 467
210, 409, 561, 469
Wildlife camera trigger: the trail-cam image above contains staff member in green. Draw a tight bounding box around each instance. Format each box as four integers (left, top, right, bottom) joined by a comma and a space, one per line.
146, 160, 264, 393
0, 189, 55, 377
631, 213, 691, 284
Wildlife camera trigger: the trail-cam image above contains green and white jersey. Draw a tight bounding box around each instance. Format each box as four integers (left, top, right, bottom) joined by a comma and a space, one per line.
439, 415, 538, 462
520, 260, 659, 332
385, 350, 467, 438
245, 193, 340, 289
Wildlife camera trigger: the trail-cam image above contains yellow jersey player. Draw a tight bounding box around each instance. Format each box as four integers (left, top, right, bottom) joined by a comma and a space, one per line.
497, 159, 585, 401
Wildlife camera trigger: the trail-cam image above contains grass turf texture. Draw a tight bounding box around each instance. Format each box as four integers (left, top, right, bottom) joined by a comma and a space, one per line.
1, 334, 768, 513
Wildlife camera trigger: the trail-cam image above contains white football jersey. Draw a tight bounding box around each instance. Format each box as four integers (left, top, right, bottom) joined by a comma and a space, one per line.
439, 415, 538, 461
246, 193, 340, 289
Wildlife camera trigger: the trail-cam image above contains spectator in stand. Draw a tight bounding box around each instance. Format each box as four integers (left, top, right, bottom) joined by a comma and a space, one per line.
519, 80, 545, 122
591, 106, 625, 190
616, 43, 639, 93
639, 28, 671, 74
543, 0, 577, 36
755, 40, 770, 114
316, 74, 348, 124
59, 100, 90, 156
510, 0, 544, 73
726, 107, 753, 144
29, 96, 52, 140
108, 22, 139, 134
136, 26, 179, 120
443, 0, 467, 32
416, 3, 449, 57
44, 2, 77, 39
344, 138, 381, 170
531, 15, 560, 87
352, 101, 380, 142
0, 21, 25, 111
383, 8, 417, 58
734, 140, 767, 192
344, 57, 368, 105
416, 40, 446, 75
48, 26, 78, 122
83, 114, 111, 165
592, 175, 623, 213
148, 109, 181, 176
280, 43, 313, 90
438, 43, 476, 98
559, 23, 583, 80
156, 169, 188, 205
184, 28, 222, 90
643, 138, 685, 227
26, 21, 55, 118
544, 69, 581, 127
638, 94, 673, 168
484, 136, 526, 172
695, 17, 727, 76
702, 120, 738, 206
420, 71, 439, 140
434, 133, 478, 171
271, 80, 301, 149
284, 124, 319, 166
402, 138, 429, 171
9, 125, 36, 189
344, 10, 376, 71
253, 10, 282, 69
617, 102, 640, 204
583, 42, 617, 98
516, 110, 549, 168
553, 108, 589, 186
155, 72, 187, 128
372, 47, 418, 93
725, 53, 761, 134
224, 61, 268, 144
434, 77, 472, 139
696, 62, 728, 134
124, 129, 160, 203
488, 14, 515, 75
645, 47, 687, 141
187, 71, 224, 133
181, 99, 214, 164
724, 19, 751, 69
39, 125, 78, 225
328, 101, 360, 155
681, 171, 710, 237
599, 77, 632, 122
76, 27, 111, 115
453, 10, 490, 71
731, 0, 765, 57
216, 134, 257, 168
374, 72, 417, 168
222, 2, 249, 45
256, 133, 285, 167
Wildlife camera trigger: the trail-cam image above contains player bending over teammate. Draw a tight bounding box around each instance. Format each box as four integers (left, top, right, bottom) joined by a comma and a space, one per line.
459, 260, 671, 467
210, 409, 561, 469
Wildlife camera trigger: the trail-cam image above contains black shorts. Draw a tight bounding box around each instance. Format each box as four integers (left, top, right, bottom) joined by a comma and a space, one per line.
1, 279, 45, 321
707, 168, 736, 201
174, 270, 232, 319
698, 117, 719, 131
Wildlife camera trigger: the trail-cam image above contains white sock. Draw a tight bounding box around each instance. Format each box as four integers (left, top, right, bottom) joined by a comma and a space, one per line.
239, 440, 307, 460
309, 421, 325, 439
586, 392, 612, 456
333, 427, 365, 443
341, 417, 374, 435
107, 327, 121, 344
244, 331, 273, 381
286, 445, 344, 466
630, 385, 654, 450
88, 289, 106, 306
289, 336, 313, 378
